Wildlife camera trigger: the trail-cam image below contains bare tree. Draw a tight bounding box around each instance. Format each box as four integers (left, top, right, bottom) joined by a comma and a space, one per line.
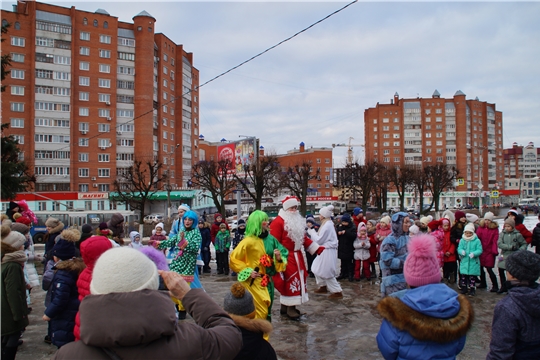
388, 164, 416, 211
373, 163, 391, 212
334, 160, 379, 212
233, 153, 281, 211
425, 164, 460, 213
410, 165, 431, 214
280, 160, 320, 216
191, 158, 236, 216
112, 156, 168, 219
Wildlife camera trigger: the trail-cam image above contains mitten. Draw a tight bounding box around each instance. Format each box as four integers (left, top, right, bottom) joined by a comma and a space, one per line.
460, 250, 466, 256
316, 246, 325, 255
469, 253, 474, 259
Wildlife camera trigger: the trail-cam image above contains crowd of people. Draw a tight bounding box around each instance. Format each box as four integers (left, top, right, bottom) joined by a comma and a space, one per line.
2, 198, 540, 359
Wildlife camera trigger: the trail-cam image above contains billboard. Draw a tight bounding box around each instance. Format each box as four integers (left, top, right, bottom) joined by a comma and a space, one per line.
217, 138, 257, 175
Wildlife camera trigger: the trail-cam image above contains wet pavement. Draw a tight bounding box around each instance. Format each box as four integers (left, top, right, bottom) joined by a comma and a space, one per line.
16, 255, 505, 360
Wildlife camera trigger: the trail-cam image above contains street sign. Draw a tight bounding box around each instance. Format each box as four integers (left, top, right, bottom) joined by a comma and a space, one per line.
457, 178, 465, 186
491, 190, 499, 198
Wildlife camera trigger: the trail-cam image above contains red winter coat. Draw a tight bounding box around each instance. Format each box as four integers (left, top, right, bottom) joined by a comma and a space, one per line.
353, 215, 367, 229
442, 228, 456, 262
74, 236, 113, 340
515, 224, 532, 244
368, 232, 378, 263
210, 222, 229, 244
476, 220, 499, 268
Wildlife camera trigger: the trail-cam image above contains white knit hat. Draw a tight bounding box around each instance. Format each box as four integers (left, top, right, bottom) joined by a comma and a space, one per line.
466, 213, 479, 223
464, 223, 476, 234
380, 216, 391, 225
90, 247, 159, 295
409, 224, 420, 236
484, 212, 494, 221
319, 205, 334, 219
2, 231, 26, 249
419, 217, 430, 226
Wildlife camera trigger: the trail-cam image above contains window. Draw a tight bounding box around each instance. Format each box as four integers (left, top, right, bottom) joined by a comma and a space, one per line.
116, 153, 134, 161
11, 69, 24, 79
98, 168, 110, 177
10, 36, 25, 47
11, 53, 24, 63
117, 139, 134, 147
79, 108, 89, 116
118, 38, 135, 47
79, 122, 89, 132
98, 94, 111, 103
79, 76, 90, 86
98, 79, 111, 88
10, 118, 24, 128
99, 35, 111, 44
117, 109, 134, 118
80, 47, 90, 56
163, 131, 168, 139
118, 52, 135, 61
117, 80, 134, 89
36, 20, 71, 34
99, 64, 110, 73
79, 92, 89, 101
98, 123, 110, 132
80, 61, 89, 71
10, 102, 24, 112
12, 135, 24, 144
93, 19, 98, 27
117, 66, 135, 75
79, 153, 89, 162
98, 139, 110, 148
163, 143, 168, 152
79, 138, 89, 147
98, 154, 110, 162
425, 133, 431, 138
104, 21, 108, 29
99, 49, 111, 58
163, 79, 168, 87
79, 168, 89, 177
435, 117, 442, 122
53, 71, 70, 81
163, 66, 168, 74
10, 86, 24, 96
80, 31, 90, 40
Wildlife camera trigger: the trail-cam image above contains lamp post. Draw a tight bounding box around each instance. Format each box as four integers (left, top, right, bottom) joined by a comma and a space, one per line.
167, 144, 180, 220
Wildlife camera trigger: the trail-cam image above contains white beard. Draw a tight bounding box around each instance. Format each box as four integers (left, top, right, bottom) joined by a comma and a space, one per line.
279, 209, 306, 251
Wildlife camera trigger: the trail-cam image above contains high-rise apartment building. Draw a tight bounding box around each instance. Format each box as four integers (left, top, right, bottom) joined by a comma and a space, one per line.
503, 142, 540, 199
1, 1, 199, 193
364, 90, 504, 192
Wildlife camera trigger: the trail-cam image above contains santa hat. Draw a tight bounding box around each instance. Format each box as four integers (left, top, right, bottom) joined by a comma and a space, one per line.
319, 205, 334, 219
404, 234, 441, 287
282, 196, 299, 211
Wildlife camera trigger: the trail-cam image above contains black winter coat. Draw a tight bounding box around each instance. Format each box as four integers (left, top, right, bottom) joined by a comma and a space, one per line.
200, 227, 211, 251
532, 223, 540, 254
45, 258, 85, 348
336, 222, 357, 260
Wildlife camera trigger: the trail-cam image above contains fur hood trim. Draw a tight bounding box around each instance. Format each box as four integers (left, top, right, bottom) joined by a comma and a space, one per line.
60, 228, 81, 242
229, 314, 273, 334
377, 294, 473, 343
54, 257, 86, 274
479, 219, 499, 230
49, 222, 65, 235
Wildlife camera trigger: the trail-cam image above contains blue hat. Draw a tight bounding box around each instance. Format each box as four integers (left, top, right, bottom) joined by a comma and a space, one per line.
341, 213, 352, 223
52, 239, 76, 260
353, 208, 363, 216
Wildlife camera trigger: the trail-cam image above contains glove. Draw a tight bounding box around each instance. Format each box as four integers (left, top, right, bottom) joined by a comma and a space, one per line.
469, 253, 474, 259
316, 246, 325, 255
460, 250, 466, 256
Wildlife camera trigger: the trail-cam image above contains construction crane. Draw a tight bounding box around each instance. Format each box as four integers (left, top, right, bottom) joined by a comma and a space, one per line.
332, 137, 365, 165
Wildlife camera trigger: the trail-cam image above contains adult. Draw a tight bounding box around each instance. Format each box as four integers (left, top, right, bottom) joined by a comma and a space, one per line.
336, 213, 356, 281
305, 216, 320, 277
6, 202, 20, 222
532, 213, 540, 254
43, 218, 65, 263
497, 218, 527, 294
198, 218, 212, 273
352, 207, 367, 228
376, 234, 473, 359
476, 212, 500, 292
487, 250, 540, 360
211, 213, 229, 244
52, 248, 243, 359
107, 213, 125, 245
307, 205, 342, 299
230, 210, 288, 328
515, 214, 533, 245
169, 203, 190, 238
380, 212, 411, 297
270, 196, 322, 318
77, 224, 93, 250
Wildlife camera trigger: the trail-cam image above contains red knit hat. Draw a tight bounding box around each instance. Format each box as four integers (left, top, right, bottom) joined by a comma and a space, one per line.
454, 210, 466, 222
427, 220, 441, 231
16, 216, 32, 226
404, 234, 441, 287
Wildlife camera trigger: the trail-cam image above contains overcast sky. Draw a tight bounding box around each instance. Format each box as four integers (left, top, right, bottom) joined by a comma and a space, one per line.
5, 1, 540, 166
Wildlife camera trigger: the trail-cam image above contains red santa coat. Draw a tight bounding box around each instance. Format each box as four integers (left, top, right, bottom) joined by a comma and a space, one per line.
270, 213, 319, 307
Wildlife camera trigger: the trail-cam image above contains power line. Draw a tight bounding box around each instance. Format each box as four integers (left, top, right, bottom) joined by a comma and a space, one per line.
46, 0, 359, 153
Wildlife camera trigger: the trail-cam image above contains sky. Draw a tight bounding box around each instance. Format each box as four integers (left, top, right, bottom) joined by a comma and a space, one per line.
4, 0, 540, 167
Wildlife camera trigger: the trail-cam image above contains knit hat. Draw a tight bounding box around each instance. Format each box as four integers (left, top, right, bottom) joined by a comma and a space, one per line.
90, 247, 159, 295
427, 220, 441, 231
368, 219, 377, 227
306, 217, 318, 226
223, 283, 256, 318
82, 224, 93, 234
214, 213, 223, 220
357, 222, 367, 233
60, 229, 81, 242
409, 224, 420, 235
155, 222, 164, 230
404, 234, 441, 287
52, 239, 76, 260
419, 217, 430, 227
15, 216, 31, 226
178, 203, 191, 212
238, 219, 246, 226
282, 195, 299, 211
483, 212, 494, 221
504, 218, 515, 228
11, 222, 29, 235
454, 211, 466, 222
353, 207, 363, 216
466, 213, 479, 223
505, 250, 540, 282
9, 201, 19, 210
99, 222, 108, 230
380, 216, 391, 226
45, 217, 61, 228
319, 205, 334, 219
2, 231, 26, 249
464, 223, 476, 234
341, 213, 352, 223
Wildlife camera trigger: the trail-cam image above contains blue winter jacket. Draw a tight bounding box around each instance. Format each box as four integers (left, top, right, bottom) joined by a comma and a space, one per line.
380, 212, 410, 297
44, 258, 85, 348
377, 284, 473, 360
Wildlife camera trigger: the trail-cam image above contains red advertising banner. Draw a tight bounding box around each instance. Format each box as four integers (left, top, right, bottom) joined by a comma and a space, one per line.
217, 138, 257, 176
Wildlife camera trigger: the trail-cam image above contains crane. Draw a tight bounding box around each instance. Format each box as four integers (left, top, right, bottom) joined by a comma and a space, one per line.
332, 137, 365, 165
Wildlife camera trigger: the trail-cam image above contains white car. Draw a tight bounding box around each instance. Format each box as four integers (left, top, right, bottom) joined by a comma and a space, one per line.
144, 214, 164, 224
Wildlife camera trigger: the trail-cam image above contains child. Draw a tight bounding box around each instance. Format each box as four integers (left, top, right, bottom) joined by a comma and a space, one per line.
336, 214, 356, 282
438, 218, 457, 284
231, 219, 246, 277
367, 220, 378, 279
129, 231, 143, 249
457, 223, 483, 296
214, 223, 231, 275
198, 219, 212, 273
43, 233, 85, 347
353, 223, 371, 281
375, 216, 392, 278
497, 218, 527, 294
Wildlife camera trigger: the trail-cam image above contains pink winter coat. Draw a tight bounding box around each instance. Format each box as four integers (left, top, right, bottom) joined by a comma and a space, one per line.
476, 219, 499, 268
430, 228, 445, 267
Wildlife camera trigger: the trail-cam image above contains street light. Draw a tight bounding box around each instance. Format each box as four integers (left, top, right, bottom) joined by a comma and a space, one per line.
466, 142, 494, 216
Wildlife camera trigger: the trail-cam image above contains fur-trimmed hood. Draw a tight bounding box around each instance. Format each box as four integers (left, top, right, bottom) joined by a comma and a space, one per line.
377, 284, 473, 343
479, 218, 499, 230
229, 314, 273, 334
48, 221, 65, 235
59, 228, 81, 242
54, 257, 86, 274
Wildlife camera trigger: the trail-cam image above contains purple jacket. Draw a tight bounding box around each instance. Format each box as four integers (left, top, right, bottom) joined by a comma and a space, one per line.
476, 220, 499, 268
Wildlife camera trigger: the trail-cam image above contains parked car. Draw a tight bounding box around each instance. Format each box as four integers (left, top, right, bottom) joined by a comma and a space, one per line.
144, 214, 164, 224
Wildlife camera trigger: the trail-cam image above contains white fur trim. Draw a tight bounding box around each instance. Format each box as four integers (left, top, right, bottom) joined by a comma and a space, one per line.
282, 197, 299, 211
306, 241, 320, 255
319, 205, 334, 219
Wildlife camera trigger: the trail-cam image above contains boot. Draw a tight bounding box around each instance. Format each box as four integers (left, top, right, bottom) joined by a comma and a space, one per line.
314, 286, 328, 294
286, 306, 301, 320
468, 287, 476, 297
280, 304, 287, 315
2, 346, 18, 360
328, 292, 343, 299
449, 272, 455, 284
490, 286, 499, 293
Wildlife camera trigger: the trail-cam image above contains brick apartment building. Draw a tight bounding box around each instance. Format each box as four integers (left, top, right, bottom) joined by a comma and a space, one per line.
503, 142, 540, 199
1, 1, 199, 193
364, 90, 505, 193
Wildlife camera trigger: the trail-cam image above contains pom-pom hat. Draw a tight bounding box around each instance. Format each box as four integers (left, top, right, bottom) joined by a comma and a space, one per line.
2, 231, 26, 249
380, 216, 391, 226
223, 282, 256, 318
282, 196, 299, 211
504, 218, 515, 228
404, 234, 441, 287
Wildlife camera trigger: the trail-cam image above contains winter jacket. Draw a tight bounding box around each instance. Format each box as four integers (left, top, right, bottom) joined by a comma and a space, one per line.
45, 258, 85, 347
107, 213, 125, 240
1, 243, 29, 336
232, 228, 245, 250
515, 224, 532, 245
211, 220, 229, 244
532, 222, 540, 254
498, 230, 527, 269
353, 237, 371, 261
200, 226, 212, 251
336, 222, 356, 261
229, 314, 277, 360
380, 213, 410, 297
487, 283, 540, 360
308, 219, 339, 280
215, 230, 231, 253
74, 236, 113, 340
476, 220, 499, 268
450, 222, 464, 248
430, 228, 445, 267
368, 231, 378, 263
377, 284, 473, 360
77, 232, 93, 250
441, 228, 456, 263
457, 234, 483, 276
44, 222, 65, 260
375, 223, 392, 253
53, 289, 243, 360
